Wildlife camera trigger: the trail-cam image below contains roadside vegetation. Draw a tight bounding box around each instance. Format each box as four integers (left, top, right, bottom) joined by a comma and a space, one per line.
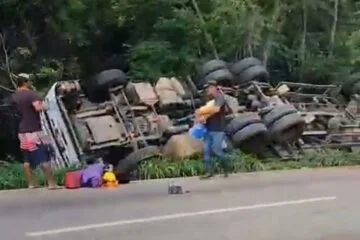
1, 0, 360, 159
1, 150, 360, 190
1, 1, 360, 189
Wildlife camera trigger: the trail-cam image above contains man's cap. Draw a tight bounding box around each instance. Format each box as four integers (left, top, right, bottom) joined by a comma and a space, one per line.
203, 80, 217, 88
18, 73, 31, 79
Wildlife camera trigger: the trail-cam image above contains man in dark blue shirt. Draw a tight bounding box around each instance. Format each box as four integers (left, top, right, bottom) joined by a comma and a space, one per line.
197, 80, 231, 179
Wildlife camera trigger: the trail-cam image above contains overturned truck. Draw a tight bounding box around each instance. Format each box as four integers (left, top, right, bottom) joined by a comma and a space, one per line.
198, 57, 360, 158
40, 70, 204, 182
40, 57, 360, 181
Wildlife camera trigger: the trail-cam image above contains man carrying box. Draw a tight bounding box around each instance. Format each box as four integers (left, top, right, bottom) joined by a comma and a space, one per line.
196, 80, 231, 179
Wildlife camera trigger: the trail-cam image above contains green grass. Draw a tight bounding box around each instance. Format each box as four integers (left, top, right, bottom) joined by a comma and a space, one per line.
1, 150, 360, 190
137, 150, 360, 180
0, 164, 78, 190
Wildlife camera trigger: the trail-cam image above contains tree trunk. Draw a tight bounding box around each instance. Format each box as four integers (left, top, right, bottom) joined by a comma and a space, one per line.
246, 14, 255, 58
0, 33, 16, 89
300, 0, 308, 82
190, 0, 219, 59
263, 0, 282, 67
329, 0, 339, 56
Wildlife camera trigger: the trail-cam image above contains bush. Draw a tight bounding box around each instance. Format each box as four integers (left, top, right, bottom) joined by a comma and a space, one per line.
1, 150, 360, 190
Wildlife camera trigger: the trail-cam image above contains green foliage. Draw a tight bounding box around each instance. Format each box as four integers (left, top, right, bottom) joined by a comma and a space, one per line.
0, 164, 75, 190
2, 0, 360, 87
3, 0, 360, 160
1, 150, 360, 190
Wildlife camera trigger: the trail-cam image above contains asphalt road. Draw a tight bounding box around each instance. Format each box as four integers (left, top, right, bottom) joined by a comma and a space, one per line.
1, 167, 360, 240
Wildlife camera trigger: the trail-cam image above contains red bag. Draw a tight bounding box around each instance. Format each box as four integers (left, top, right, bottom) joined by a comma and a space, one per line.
64, 170, 82, 189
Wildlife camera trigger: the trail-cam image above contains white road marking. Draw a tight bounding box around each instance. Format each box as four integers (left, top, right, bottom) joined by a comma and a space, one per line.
26, 196, 336, 237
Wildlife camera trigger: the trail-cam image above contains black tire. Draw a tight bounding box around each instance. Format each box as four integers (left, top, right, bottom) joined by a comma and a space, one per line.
231, 123, 267, 144
201, 59, 227, 76
92, 69, 128, 89
258, 106, 274, 116
115, 146, 161, 176
268, 112, 305, 143
204, 68, 234, 86
237, 65, 269, 84
85, 69, 128, 102
261, 104, 298, 127
232, 131, 268, 155
230, 57, 263, 76
225, 114, 263, 136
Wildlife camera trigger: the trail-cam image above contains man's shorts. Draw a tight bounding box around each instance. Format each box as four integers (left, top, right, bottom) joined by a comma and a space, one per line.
22, 144, 51, 169
18, 131, 52, 169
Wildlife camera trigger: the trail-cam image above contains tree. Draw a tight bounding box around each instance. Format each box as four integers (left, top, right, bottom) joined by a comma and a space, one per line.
1, 0, 360, 157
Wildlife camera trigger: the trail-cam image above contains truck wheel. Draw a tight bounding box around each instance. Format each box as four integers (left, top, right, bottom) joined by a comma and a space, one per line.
115, 146, 161, 181
85, 69, 128, 102
230, 57, 263, 76
261, 104, 298, 127
237, 65, 269, 84
268, 112, 305, 143
225, 114, 263, 136
91, 69, 128, 89
204, 68, 234, 86
231, 123, 267, 145
201, 59, 227, 76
